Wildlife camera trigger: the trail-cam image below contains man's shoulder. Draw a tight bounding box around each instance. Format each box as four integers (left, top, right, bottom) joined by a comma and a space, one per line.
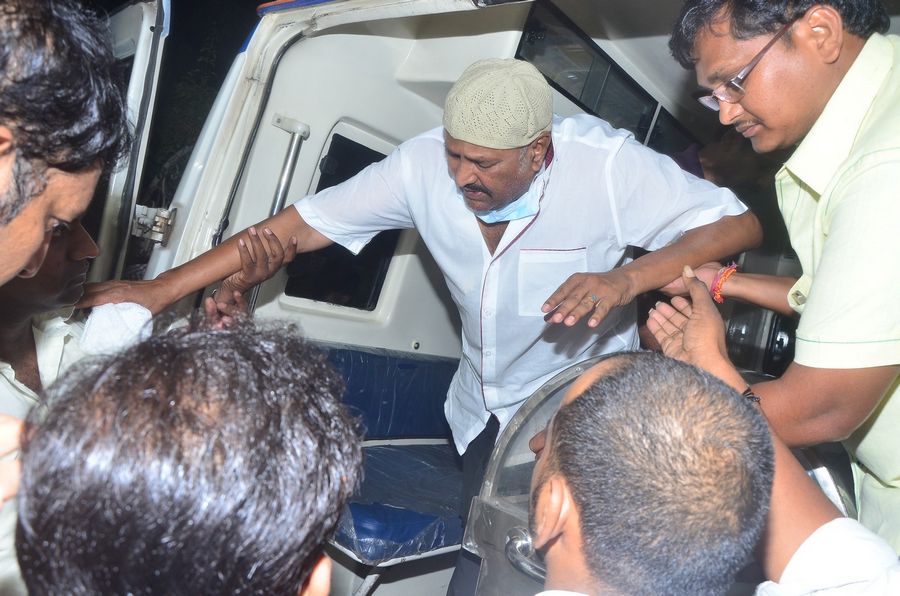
399, 126, 445, 152
850, 34, 900, 159
552, 113, 634, 152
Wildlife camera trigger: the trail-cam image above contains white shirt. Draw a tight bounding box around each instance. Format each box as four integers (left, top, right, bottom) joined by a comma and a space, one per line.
756, 518, 900, 595
0, 314, 86, 596
0, 305, 150, 595
0, 315, 86, 419
297, 114, 748, 453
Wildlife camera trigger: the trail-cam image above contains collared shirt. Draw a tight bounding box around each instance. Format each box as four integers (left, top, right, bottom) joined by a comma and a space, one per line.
0, 314, 85, 596
0, 314, 86, 419
298, 114, 747, 453
775, 33, 900, 550
756, 518, 900, 595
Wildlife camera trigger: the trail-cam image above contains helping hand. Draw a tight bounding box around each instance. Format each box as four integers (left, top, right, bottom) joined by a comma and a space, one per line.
659, 261, 721, 296
202, 291, 249, 330
647, 266, 732, 377
214, 226, 297, 299
541, 271, 633, 328
77, 278, 173, 315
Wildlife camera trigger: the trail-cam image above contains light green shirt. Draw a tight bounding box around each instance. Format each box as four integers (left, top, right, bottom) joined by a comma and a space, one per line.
776, 33, 900, 552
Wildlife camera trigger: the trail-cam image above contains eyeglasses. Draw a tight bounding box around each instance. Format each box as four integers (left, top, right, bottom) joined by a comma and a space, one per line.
697, 20, 795, 112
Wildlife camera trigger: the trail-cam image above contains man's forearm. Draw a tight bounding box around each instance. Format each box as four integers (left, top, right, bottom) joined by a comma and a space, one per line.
621, 211, 762, 296
755, 363, 899, 447
155, 206, 329, 306
719, 272, 797, 317
761, 432, 841, 582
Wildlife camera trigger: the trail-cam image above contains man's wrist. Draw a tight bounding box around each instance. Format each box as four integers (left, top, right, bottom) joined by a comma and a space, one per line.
153, 270, 188, 308
695, 357, 747, 393
710, 262, 738, 303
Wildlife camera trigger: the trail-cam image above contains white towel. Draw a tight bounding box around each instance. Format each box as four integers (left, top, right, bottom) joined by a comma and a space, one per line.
79, 302, 153, 355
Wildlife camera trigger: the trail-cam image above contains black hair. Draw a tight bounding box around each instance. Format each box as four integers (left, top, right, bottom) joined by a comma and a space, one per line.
0, 0, 131, 224
669, 0, 890, 68
549, 352, 773, 596
16, 320, 362, 595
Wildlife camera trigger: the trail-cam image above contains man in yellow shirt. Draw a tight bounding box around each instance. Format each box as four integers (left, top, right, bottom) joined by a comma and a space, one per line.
668, 0, 900, 550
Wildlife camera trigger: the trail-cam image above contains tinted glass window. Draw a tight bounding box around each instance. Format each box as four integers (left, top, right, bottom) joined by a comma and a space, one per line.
518, 0, 656, 140
283, 134, 399, 311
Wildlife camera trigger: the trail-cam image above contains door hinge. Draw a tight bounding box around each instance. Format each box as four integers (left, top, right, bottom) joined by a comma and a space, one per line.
131, 205, 177, 246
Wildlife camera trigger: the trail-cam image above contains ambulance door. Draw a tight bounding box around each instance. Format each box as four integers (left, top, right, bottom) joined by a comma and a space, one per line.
89, 0, 170, 282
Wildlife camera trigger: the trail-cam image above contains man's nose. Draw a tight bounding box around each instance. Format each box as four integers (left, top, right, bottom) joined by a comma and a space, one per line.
718, 100, 745, 126
69, 223, 100, 261
453, 160, 477, 188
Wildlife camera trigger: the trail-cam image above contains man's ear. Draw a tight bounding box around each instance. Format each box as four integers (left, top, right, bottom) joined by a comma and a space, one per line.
0, 126, 15, 195
0, 126, 14, 158
532, 474, 574, 551
528, 133, 551, 171
801, 5, 845, 64
298, 555, 331, 596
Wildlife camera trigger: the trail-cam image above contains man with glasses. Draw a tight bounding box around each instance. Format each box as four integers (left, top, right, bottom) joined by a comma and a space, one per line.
669, 0, 900, 551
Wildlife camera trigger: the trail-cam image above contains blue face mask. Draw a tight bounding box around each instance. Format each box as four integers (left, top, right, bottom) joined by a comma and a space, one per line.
471, 165, 550, 224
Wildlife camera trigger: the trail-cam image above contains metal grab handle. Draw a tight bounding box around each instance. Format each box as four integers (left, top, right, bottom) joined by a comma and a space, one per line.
505, 527, 547, 583
269, 114, 311, 217
248, 114, 310, 313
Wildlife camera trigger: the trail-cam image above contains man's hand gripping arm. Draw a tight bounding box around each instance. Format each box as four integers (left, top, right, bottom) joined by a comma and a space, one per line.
78, 206, 332, 315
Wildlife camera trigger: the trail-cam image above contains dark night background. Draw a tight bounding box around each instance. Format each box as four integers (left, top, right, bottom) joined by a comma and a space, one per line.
85, 0, 264, 207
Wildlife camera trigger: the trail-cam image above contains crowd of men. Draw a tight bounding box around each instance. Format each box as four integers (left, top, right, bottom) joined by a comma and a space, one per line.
0, 0, 897, 594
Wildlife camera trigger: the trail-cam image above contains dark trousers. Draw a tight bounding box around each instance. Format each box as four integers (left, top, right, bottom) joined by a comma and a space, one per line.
447, 416, 500, 596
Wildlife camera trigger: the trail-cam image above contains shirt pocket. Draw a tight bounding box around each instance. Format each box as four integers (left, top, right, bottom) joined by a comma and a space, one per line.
517, 248, 588, 317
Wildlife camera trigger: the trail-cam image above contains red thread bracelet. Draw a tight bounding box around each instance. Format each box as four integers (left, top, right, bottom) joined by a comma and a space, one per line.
710, 262, 738, 304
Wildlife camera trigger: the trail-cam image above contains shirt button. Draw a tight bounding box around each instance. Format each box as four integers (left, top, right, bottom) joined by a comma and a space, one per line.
484, 350, 493, 358
484, 309, 494, 318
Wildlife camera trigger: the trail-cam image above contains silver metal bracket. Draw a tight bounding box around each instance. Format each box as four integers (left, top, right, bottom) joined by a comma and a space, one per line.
131, 205, 177, 246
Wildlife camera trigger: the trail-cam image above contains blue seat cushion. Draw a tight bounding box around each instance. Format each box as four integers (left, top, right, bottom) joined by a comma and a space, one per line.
334, 444, 464, 565
326, 348, 457, 440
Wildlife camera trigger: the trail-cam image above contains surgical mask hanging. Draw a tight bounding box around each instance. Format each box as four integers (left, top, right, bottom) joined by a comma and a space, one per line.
472, 164, 551, 224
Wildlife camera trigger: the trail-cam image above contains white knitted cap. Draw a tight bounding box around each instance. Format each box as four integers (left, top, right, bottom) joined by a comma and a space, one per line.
443, 58, 552, 149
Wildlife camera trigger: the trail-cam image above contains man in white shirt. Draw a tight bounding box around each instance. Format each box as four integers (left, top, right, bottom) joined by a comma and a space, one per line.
81, 58, 760, 456
80, 57, 761, 593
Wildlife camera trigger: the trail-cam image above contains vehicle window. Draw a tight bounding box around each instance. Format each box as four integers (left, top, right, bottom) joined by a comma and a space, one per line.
283, 134, 399, 311
517, 0, 660, 143
112, 0, 261, 279
647, 108, 695, 155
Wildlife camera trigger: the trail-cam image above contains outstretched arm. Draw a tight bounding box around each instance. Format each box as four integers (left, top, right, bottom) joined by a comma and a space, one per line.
660, 262, 797, 318
542, 210, 762, 327
79, 206, 331, 315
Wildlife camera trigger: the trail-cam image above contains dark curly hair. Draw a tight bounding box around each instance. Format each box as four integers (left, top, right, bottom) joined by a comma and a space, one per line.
0, 0, 131, 224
